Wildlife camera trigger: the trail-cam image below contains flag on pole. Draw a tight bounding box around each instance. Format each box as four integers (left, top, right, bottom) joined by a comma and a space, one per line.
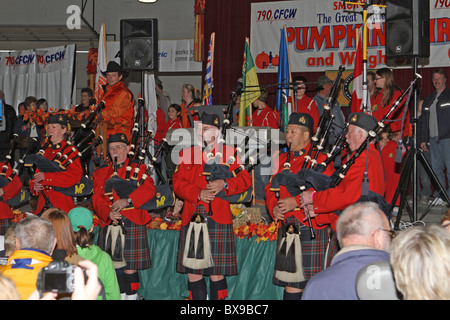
239, 38, 260, 127
276, 26, 292, 132
350, 28, 364, 114
202, 32, 215, 105
94, 23, 107, 103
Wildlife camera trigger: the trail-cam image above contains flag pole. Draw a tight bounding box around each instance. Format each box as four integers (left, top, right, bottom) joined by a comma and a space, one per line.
345, 1, 386, 114
284, 25, 294, 117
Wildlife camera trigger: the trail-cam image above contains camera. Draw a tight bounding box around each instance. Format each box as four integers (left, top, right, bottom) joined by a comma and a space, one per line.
36, 260, 76, 295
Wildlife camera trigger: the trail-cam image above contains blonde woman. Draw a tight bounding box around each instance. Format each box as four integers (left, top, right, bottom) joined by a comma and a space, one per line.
390, 225, 450, 300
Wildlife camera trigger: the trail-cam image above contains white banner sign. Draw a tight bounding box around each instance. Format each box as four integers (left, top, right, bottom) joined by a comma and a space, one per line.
0, 44, 76, 111
250, 0, 450, 73
158, 39, 202, 72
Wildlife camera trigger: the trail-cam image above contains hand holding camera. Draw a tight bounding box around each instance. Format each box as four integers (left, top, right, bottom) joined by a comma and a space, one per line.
36, 249, 101, 300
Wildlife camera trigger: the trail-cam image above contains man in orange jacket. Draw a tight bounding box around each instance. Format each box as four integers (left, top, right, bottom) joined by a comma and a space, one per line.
100, 61, 135, 142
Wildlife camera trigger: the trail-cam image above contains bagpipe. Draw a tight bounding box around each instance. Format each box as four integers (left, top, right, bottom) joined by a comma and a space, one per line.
303, 65, 345, 170
270, 73, 423, 219
22, 102, 107, 199
103, 99, 175, 212
0, 134, 30, 207
200, 94, 264, 212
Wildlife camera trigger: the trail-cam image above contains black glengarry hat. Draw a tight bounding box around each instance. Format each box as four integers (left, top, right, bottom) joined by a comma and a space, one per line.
108, 132, 129, 145
48, 113, 69, 127
349, 112, 378, 132
288, 112, 314, 134
200, 113, 220, 129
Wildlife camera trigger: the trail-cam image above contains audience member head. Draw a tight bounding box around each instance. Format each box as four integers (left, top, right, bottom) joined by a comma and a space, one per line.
192, 98, 203, 107
80, 87, 94, 106
367, 71, 376, 94
24, 96, 38, 112
441, 209, 450, 232
68, 207, 94, 249
431, 68, 447, 93
181, 84, 198, 103
168, 103, 182, 121
4, 226, 16, 256
18, 102, 26, 114
374, 68, 400, 107
41, 208, 77, 258
253, 89, 268, 109
316, 75, 333, 96
0, 274, 21, 300
336, 202, 391, 252
390, 225, 450, 300
36, 98, 48, 112
293, 75, 308, 99
15, 215, 55, 254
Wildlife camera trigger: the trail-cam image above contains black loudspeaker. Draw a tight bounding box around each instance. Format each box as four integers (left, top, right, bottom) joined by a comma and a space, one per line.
120, 19, 158, 71
385, 0, 430, 58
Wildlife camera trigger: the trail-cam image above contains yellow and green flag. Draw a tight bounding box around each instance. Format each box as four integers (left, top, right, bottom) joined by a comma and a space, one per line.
239, 38, 260, 127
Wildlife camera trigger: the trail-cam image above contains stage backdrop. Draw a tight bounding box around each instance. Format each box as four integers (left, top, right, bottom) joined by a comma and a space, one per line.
0, 44, 76, 112
203, 0, 450, 108
250, 0, 450, 73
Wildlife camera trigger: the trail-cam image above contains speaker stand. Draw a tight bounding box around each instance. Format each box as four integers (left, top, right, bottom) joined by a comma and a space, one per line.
389, 58, 450, 229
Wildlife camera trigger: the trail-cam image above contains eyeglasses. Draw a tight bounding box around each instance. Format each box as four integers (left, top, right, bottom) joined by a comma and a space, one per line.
378, 228, 397, 239
442, 222, 450, 229
374, 77, 383, 81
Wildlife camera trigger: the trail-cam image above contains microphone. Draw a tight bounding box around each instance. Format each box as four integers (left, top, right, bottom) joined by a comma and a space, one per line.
232, 78, 243, 96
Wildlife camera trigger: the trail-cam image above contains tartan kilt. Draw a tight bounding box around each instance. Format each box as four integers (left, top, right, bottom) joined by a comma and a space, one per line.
0, 218, 13, 235
273, 215, 337, 289
98, 217, 151, 270
176, 205, 238, 276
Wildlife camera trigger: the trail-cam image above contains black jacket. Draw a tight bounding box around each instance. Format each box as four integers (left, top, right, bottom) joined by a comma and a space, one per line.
418, 87, 450, 144
0, 104, 17, 150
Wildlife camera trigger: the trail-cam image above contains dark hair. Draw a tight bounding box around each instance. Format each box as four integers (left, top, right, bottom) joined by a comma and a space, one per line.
169, 103, 182, 114
24, 96, 37, 109
293, 75, 308, 90
432, 68, 446, 79
74, 227, 93, 249
81, 87, 94, 97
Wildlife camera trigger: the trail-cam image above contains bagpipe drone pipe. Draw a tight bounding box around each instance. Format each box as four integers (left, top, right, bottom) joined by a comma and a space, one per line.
200, 96, 261, 208
302, 65, 345, 170
23, 134, 102, 198
0, 134, 30, 207
270, 73, 423, 218
103, 127, 175, 212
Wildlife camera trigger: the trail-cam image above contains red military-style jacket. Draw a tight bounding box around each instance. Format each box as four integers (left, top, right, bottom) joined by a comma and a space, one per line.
311, 143, 386, 228
173, 143, 252, 226
0, 162, 23, 219
295, 96, 320, 134
265, 143, 336, 230
371, 89, 410, 136
92, 159, 156, 227
252, 105, 279, 129
29, 140, 83, 215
